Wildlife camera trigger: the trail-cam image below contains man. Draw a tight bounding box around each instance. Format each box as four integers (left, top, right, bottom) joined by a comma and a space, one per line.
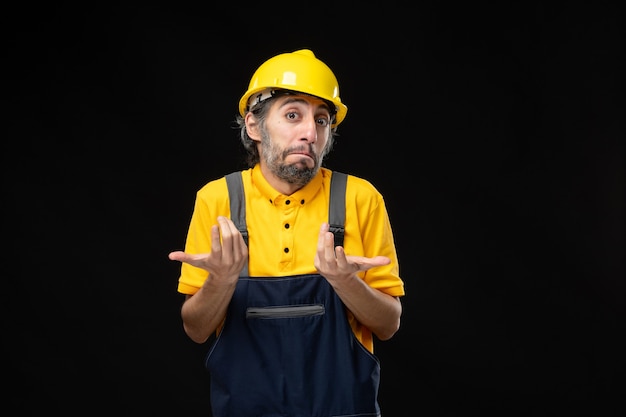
169, 49, 405, 416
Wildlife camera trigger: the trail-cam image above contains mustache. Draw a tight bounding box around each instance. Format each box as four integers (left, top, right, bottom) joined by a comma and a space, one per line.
283, 144, 316, 159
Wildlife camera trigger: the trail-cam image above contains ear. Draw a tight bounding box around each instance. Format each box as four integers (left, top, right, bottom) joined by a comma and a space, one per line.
245, 113, 261, 142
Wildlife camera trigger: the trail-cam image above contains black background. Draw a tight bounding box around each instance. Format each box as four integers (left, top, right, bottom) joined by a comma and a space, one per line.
4, 3, 624, 416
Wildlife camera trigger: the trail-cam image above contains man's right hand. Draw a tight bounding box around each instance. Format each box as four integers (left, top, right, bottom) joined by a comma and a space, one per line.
169, 216, 248, 282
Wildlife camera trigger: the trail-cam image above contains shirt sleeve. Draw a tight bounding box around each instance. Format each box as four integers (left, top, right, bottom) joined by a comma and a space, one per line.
345, 176, 405, 297
176, 177, 231, 294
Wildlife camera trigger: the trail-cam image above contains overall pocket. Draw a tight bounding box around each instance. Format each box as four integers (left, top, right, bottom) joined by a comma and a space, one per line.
246, 304, 325, 319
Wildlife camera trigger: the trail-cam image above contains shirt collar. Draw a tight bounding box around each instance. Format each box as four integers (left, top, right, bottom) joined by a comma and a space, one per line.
251, 164, 325, 206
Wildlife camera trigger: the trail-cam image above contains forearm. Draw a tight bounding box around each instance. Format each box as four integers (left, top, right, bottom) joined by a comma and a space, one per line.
331, 276, 402, 341
180, 277, 237, 343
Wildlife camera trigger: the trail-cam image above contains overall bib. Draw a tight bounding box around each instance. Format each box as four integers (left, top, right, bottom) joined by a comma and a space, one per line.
204, 171, 382, 417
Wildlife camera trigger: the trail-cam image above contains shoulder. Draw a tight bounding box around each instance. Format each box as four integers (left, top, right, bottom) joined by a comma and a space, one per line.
197, 168, 253, 192
336, 171, 382, 200
197, 175, 228, 199
329, 170, 385, 211
195, 168, 253, 204
346, 174, 380, 194
324, 168, 377, 191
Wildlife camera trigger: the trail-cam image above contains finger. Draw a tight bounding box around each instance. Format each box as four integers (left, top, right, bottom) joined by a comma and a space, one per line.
218, 216, 250, 267
334, 246, 349, 268
168, 251, 185, 261
168, 251, 207, 269
345, 255, 392, 271
317, 222, 329, 252
210, 223, 222, 256
218, 216, 239, 235
216, 216, 236, 263
316, 222, 336, 261
323, 231, 336, 262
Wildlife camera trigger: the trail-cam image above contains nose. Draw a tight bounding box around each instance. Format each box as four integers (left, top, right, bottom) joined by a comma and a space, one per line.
300, 114, 318, 143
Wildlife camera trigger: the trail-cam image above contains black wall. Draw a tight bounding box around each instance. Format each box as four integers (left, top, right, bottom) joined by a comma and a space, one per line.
5, 3, 624, 416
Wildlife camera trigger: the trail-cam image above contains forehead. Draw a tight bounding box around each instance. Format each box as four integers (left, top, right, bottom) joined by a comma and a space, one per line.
272, 94, 331, 112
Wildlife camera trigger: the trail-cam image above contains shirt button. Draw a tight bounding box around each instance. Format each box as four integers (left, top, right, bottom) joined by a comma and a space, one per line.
284, 248, 289, 253
285, 200, 291, 205
284, 223, 290, 229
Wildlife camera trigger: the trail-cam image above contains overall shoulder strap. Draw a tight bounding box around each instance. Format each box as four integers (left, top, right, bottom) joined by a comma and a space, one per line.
328, 171, 348, 248
225, 170, 348, 275
225, 171, 249, 276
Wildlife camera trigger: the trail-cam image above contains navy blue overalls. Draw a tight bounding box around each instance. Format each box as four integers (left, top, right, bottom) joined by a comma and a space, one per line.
204, 171, 382, 417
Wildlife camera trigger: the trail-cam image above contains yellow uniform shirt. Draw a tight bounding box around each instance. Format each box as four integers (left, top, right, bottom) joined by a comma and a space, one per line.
177, 165, 405, 352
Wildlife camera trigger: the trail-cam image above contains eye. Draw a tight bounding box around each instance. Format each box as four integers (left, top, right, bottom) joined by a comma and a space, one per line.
316, 117, 329, 127
286, 112, 298, 120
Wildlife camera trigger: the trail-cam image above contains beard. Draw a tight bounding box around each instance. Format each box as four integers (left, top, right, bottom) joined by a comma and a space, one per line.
261, 130, 327, 187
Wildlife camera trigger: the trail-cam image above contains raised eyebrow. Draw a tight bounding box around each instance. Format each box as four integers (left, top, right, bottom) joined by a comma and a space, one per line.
279, 97, 331, 115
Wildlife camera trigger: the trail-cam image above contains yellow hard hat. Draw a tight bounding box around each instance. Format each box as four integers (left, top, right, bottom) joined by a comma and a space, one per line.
239, 49, 348, 126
